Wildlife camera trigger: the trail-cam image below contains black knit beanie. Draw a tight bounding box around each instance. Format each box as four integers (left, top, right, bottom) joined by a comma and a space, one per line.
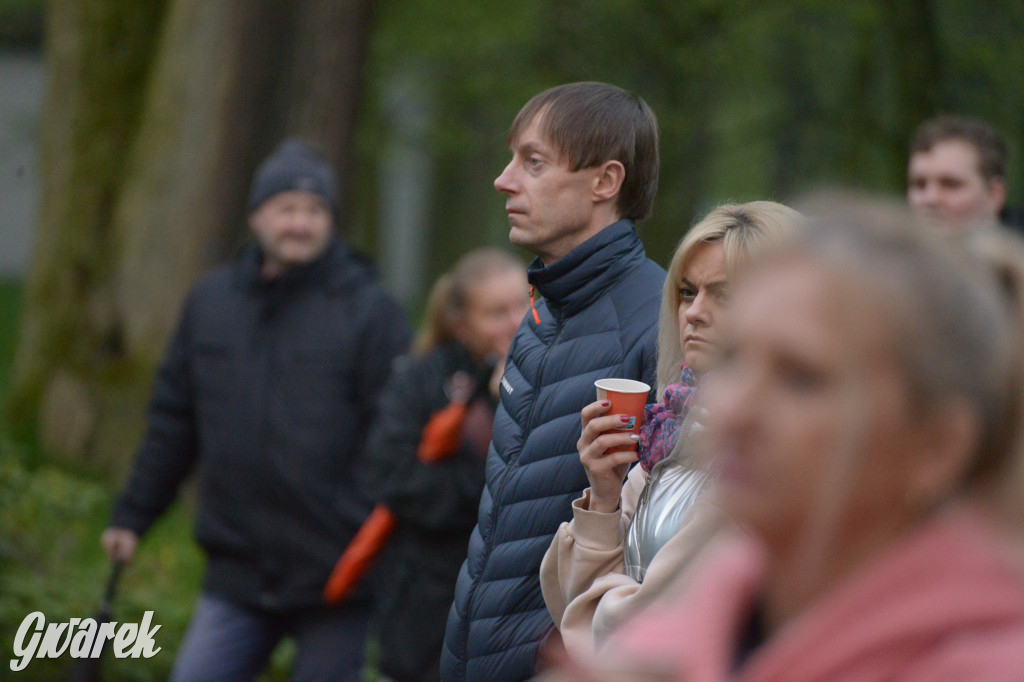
247, 138, 339, 215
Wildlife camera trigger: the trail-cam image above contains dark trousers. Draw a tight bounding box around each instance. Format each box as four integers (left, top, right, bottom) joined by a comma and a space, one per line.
169, 593, 370, 682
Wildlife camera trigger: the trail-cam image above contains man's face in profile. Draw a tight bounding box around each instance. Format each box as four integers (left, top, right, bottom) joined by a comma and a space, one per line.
907, 139, 1005, 233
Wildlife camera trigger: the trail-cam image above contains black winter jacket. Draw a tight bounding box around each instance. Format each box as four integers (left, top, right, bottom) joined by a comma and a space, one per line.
441, 220, 664, 681
368, 341, 493, 682
110, 238, 410, 612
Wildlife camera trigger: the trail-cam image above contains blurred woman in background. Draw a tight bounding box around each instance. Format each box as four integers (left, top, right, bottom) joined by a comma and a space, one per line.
596, 199, 1024, 681
364, 248, 528, 682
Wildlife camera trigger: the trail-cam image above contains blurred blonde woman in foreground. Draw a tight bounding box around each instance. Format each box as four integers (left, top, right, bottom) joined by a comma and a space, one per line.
586, 198, 1024, 681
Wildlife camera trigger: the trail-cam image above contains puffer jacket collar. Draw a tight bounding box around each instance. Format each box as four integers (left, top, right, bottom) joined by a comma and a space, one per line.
528, 219, 645, 317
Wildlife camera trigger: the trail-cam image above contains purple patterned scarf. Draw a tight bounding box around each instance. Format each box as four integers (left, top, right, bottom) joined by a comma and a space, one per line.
637, 364, 699, 473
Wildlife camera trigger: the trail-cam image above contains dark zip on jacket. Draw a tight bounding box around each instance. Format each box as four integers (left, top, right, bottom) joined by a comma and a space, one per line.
519, 306, 564, 458
468, 307, 563, 623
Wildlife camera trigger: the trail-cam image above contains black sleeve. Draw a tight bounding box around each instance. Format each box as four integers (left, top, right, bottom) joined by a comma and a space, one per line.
109, 296, 200, 536
351, 288, 412, 442
384, 443, 485, 533
365, 354, 486, 533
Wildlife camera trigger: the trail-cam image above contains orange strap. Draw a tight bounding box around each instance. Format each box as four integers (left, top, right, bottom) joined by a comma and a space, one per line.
529, 286, 541, 324
323, 504, 396, 604
417, 402, 470, 463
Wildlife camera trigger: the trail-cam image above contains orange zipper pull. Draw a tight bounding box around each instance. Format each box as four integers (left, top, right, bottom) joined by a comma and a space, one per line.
529, 286, 541, 324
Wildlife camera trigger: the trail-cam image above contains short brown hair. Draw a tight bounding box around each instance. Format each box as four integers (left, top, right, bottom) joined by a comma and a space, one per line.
911, 115, 1007, 182
507, 82, 659, 221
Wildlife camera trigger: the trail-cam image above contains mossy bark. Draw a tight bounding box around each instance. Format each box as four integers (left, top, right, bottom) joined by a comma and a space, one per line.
9, 0, 374, 482
8, 0, 168, 473
279, 0, 377, 230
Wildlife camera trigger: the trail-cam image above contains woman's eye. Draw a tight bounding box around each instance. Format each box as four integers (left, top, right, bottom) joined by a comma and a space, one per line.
679, 287, 696, 301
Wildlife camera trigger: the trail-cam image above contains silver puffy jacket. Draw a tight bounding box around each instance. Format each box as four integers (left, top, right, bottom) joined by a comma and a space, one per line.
624, 410, 708, 582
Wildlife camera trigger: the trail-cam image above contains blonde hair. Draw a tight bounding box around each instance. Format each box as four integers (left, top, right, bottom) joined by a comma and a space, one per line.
747, 194, 1017, 599
965, 228, 1024, 518
414, 248, 525, 356
655, 201, 803, 394
792, 195, 1014, 476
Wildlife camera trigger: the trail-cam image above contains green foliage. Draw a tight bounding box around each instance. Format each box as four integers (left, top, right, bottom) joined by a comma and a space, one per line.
1, 280, 205, 681
355, 0, 1024, 295
0, 279, 294, 679
0, 279, 23, 401
0, 440, 205, 680
0, 256, 321, 662
0, 0, 42, 47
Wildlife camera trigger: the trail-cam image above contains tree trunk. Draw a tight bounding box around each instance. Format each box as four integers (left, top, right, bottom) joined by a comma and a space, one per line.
279, 0, 377, 229
7, 0, 167, 470
9, 0, 375, 481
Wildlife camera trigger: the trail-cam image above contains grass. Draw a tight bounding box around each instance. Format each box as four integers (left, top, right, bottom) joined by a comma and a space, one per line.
0, 449, 204, 681
0, 279, 306, 680
0, 273, 208, 679
0, 279, 204, 680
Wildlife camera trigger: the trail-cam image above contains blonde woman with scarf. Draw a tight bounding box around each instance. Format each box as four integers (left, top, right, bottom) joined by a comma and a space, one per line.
540, 201, 801, 657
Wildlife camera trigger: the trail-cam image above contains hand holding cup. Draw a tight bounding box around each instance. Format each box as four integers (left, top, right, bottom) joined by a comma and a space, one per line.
577, 379, 650, 513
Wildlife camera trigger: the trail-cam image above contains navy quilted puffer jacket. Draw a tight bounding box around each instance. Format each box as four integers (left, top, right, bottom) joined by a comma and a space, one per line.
441, 220, 664, 681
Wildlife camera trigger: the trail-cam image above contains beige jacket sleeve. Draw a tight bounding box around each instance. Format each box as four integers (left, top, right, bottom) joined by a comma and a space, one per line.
540, 465, 646, 655
540, 466, 725, 656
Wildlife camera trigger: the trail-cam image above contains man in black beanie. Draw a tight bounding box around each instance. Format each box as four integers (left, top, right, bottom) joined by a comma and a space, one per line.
102, 138, 411, 680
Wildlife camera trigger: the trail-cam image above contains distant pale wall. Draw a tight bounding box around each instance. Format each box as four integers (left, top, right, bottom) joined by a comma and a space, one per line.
0, 51, 43, 279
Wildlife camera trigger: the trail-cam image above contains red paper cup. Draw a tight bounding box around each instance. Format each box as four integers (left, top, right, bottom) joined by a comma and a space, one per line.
594, 378, 650, 452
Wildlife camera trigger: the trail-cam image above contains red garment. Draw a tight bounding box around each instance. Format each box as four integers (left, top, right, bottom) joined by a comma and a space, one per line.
417, 402, 471, 463
600, 504, 1024, 681
323, 504, 396, 604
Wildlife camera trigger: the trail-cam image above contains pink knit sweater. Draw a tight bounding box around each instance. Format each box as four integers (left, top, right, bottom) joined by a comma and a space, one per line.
596, 504, 1024, 682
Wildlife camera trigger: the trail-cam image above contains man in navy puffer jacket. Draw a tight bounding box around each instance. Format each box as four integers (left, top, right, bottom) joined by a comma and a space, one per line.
441, 82, 665, 681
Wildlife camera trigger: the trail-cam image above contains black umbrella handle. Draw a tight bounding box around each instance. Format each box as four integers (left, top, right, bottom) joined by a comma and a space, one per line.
69, 562, 125, 682
99, 562, 123, 616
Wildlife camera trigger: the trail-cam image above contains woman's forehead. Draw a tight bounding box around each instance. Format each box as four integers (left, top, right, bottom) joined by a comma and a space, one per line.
731, 259, 894, 358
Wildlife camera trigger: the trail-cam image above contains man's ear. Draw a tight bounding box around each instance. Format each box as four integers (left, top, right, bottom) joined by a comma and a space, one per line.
592, 160, 625, 204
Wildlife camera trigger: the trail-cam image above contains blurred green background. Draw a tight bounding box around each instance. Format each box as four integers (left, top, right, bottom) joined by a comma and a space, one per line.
1, 0, 1022, 678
